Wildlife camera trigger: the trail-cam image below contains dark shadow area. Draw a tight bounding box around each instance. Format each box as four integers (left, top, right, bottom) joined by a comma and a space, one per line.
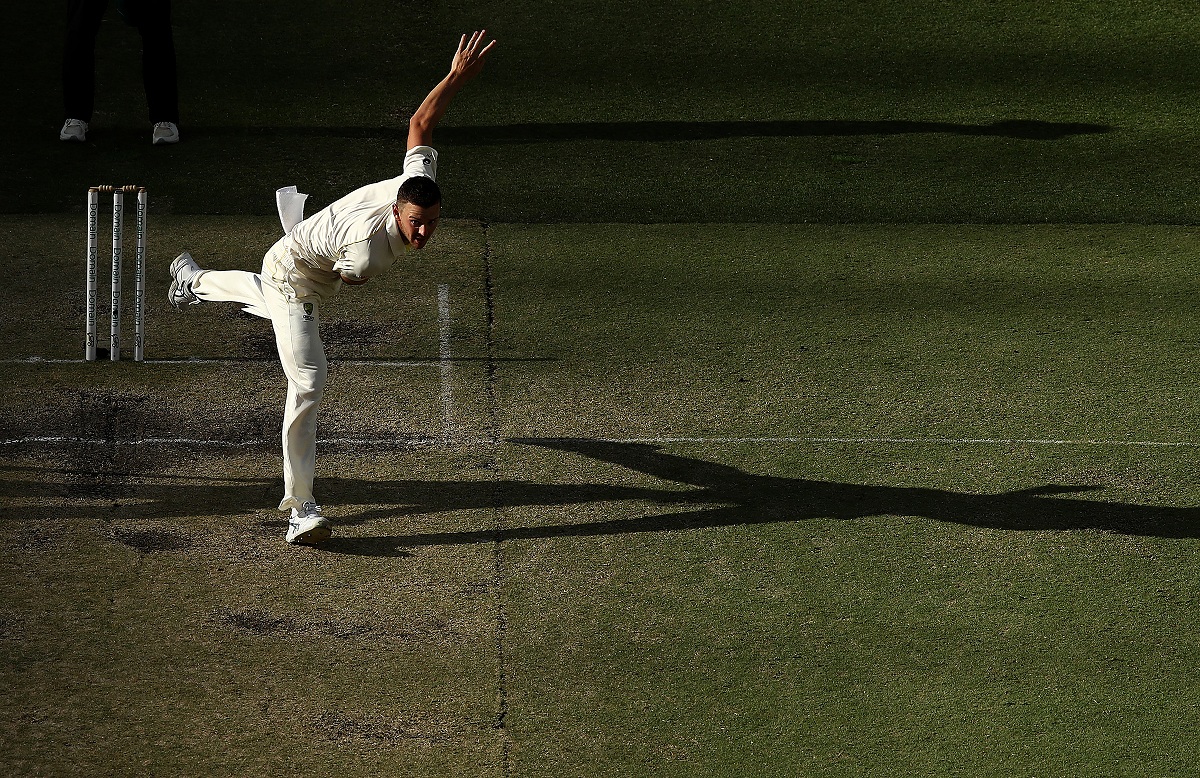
5, 437, 1194, 558
0, 461, 704, 548
513, 437, 1199, 530
316, 439, 1199, 554
182, 119, 1112, 145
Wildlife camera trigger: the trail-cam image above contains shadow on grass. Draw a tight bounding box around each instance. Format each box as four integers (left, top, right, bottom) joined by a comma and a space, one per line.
320, 438, 1196, 555
4, 436, 1194, 556
181, 119, 1111, 145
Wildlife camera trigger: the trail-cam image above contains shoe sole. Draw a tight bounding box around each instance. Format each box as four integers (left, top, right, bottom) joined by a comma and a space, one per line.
287, 523, 332, 546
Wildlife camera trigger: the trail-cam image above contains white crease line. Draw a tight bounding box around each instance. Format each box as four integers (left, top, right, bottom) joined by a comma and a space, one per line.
4, 357, 443, 367
0, 436, 454, 447
596, 436, 1200, 448
3, 435, 1198, 449
438, 284, 455, 443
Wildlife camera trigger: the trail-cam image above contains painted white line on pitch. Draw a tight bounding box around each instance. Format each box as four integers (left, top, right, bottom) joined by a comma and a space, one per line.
0, 435, 453, 447
438, 284, 455, 443
590, 436, 1200, 448
3, 357, 443, 367
4, 434, 1199, 450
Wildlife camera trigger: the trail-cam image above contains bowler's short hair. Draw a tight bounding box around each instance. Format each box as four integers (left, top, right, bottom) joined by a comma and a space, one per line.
397, 176, 442, 208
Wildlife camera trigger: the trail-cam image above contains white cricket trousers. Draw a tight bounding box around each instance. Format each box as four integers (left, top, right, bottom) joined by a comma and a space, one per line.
190, 238, 326, 512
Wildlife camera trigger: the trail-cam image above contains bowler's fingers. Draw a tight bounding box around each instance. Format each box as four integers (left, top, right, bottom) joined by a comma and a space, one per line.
464, 30, 492, 56
454, 30, 496, 71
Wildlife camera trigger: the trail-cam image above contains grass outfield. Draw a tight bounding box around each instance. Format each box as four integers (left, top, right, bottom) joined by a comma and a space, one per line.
6, 0, 1200, 773
3, 217, 1200, 775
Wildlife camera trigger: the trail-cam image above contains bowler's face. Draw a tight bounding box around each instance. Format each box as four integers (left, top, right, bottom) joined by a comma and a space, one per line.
394, 201, 441, 250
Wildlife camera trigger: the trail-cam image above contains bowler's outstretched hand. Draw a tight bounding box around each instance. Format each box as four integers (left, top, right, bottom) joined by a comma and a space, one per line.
451, 30, 497, 82
408, 30, 498, 149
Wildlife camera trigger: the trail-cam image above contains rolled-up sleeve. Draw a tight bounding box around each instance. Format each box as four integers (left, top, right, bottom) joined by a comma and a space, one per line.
333, 237, 375, 283
404, 145, 438, 181
334, 231, 396, 283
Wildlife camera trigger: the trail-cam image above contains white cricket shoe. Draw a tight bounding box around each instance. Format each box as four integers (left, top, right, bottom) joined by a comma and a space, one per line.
167, 252, 203, 310
152, 121, 180, 145
59, 119, 88, 141
286, 502, 332, 545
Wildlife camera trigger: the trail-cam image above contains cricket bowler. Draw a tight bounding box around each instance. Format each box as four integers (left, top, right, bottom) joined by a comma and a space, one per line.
166, 31, 497, 545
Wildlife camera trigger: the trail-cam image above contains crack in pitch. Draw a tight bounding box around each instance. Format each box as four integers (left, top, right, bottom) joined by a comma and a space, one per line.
482, 221, 511, 776
438, 284, 455, 443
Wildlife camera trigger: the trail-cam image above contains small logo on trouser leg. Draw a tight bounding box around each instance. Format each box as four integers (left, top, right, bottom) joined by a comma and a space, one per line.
302, 302, 315, 322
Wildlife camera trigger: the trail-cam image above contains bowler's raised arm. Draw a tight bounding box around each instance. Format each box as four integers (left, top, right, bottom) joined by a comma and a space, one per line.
407, 30, 498, 149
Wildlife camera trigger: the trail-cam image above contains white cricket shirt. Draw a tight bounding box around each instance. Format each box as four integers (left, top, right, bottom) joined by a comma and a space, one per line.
273, 145, 438, 299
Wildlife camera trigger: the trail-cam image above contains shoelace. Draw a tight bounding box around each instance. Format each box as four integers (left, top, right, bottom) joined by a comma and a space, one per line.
301, 502, 323, 517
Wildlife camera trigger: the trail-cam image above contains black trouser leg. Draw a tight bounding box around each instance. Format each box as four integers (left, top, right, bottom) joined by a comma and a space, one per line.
63, 0, 108, 122
138, 0, 178, 124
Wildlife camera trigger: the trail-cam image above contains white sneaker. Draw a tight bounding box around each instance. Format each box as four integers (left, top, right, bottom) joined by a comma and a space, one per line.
167, 252, 203, 310
60, 119, 88, 142
152, 121, 180, 145
286, 502, 332, 545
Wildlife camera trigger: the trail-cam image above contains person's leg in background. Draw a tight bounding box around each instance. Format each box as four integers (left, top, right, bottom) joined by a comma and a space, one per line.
136, 0, 180, 141
61, 0, 108, 139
